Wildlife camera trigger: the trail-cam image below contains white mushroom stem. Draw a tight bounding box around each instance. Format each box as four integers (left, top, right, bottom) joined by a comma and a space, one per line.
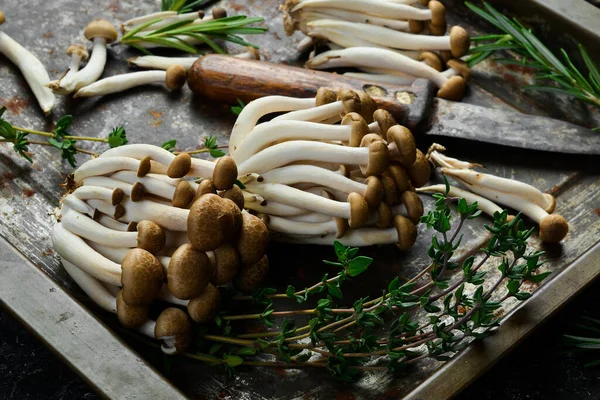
129, 56, 199, 71
289, 212, 333, 223
243, 191, 266, 204
158, 285, 188, 306
73, 71, 167, 98
265, 215, 338, 236
238, 141, 369, 175
111, 170, 175, 201
63, 194, 95, 217
83, 176, 136, 197
427, 148, 481, 169
229, 96, 317, 154
95, 214, 131, 232
138, 320, 156, 339
73, 186, 122, 204
416, 184, 503, 218
59, 50, 85, 85
368, 121, 380, 133
279, 227, 398, 246
244, 200, 307, 217
344, 72, 415, 86
262, 165, 366, 195
57, 37, 108, 93
119, 198, 188, 231
74, 156, 147, 183
442, 168, 555, 212
0, 32, 55, 114
245, 181, 353, 219
292, 0, 433, 19
271, 100, 345, 123
87, 199, 122, 220
302, 9, 411, 30
52, 223, 122, 286
62, 207, 140, 248
297, 36, 314, 53
61, 258, 117, 313
87, 240, 130, 264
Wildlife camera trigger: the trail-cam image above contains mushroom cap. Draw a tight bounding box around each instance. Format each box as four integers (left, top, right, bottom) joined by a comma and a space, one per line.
338, 89, 362, 116
543, 193, 556, 214
121, 248, 165, 306
211, 244, 241, 285
419, 0, 430, 5
136, 220, 166, 254
439, 50, 453, 64
187, 283, 221, 323
114, 204, 126, 220
0, 11, 5, 25
116, 291, 149, 329
335, 217, 348, 238
387, 164, 412, 194
137, 156, 152, 177
449, 26, 470, 58
342, 112, 369, 147
154, 308, 191, 355
222, 197, 243, 234
66, 44, 89, 61
377, 202, 394, 229
427, 22, 447, 36
387, 125, 417, 168
357, 91, 377, 124
428, 1, 447, 27
84, 19, 118, 43
339, 164, 350, 177
165, 64, 188, 90
539, 214, 568, 243
197, 10, 206, 19
220, 185, 245, 211
408, 150, 431, 188
167, 153, 192, 179
213, 156, 238, 190
173, 180, 195, 208
364, 176, 384, 210
236, 212, 269, 266
380, 174, 398, 206
374, 109, 397, 137
394, 215, 417, 251
131, 182, 145, 202
127, 221, 138, 232
347, 192, 369, 229
195, 179, 217, 201
408, 20, 424, 34
212, 6, 227, 19
188, 194, 237, 251
419, 51, 443, 72
112, 187, 125, 205
168, 244, 212, 299
360, 139, 389, 176
316, 87, 337, 106
360, 133, 384, 147
244, 46, 261, 60
437, 76, 466, 101
233, 255, 269, 294
401, 191, 424, 224
446, 59, 472, 81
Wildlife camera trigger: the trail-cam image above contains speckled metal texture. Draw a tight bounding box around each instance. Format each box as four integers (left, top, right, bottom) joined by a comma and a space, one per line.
0, 0, 599, 399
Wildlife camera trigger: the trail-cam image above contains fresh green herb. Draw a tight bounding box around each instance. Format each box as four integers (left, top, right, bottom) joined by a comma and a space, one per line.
162, 139, 177, 152
161, 0, 207, 13
565, 316, 600, 367
170, 135, 225, 158
466, 2, 600, 109
230, 98, 246, 116
107, 126, 128, 148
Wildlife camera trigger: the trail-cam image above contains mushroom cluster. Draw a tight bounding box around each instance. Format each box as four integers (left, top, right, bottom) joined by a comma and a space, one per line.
230, 88, 428, 250
419, 144, 569, 243
281, 0, 472, 101
52, 147, 270, 354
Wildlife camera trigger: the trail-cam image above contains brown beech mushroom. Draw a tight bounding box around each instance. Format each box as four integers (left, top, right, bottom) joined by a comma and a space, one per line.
154, 307, 191, 355
210, 244, 241, 285
121, 248, 165, 306
408, 150, 431, 188
188, 194, 239, 251
220, 185, 245, 210
234, 255, 269, 293
167, 244, 212, 299
399, 191, 424, 224
394, 215, 418, 251
187, 283, 221, 323
173, 180, 195, 208
236, 212, 269, 266
213, 156, 238, 190
167, 153, 192, 178
116, 291, 149, 329
387, 125, 417, 168
195, 179, 217, 200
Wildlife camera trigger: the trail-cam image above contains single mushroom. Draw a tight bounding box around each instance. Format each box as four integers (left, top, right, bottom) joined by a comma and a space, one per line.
408, 149, 431, 188
417, 184, 505, 218
387, 125, 417, 168
220, 185, 245, 210
49, 44, 89, 89
236, 212, 269, 265
116, 291, 149, 329
127, 48, 260, 71
167, 243, 212, 300
213, 156, 238, 190
187, 283, 221, 323
195, 179, 217, 200
426, 143, 481, 170
187, 194, 240, 251
118, 198, 189, 231
234, 255, 269, 293
151, 307, 191, 355
209, 244, 241, 285
121, 248, 165, 306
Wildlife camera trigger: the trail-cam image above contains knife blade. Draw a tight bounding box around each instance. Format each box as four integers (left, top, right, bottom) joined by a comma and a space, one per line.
188, 55, 600, 155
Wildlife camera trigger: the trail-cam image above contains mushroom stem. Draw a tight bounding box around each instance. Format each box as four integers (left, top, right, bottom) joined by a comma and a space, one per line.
261, 165, 367, 196
343, 71, 415, 86
264, 215, 339, 236
416, 184, 503, 217
86, 199, 125, 220
73, 186, 124, 205
128, 55, 199, 71
61, 258, 117, 313
56, 37, 107, 93
73, 156, 151, 183
119, 198, 189, 231
244, 200, 307, 217
292, 0, 434, 20
300, 8, 411, 31
289, 212, 333, 223
426, 145, 481, 170
0, 32, 55, 114
63, 194, 95, 217
121, 11, 178, 30
95, 214, 134, 232
271, 100, 345, 123
73, 71, 164, 97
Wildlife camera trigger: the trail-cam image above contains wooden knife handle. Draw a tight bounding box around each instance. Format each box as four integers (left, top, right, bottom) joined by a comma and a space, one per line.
188, 54, 435, 130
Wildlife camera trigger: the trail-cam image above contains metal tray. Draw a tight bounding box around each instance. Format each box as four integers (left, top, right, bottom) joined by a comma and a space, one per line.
1, 0, 599, 398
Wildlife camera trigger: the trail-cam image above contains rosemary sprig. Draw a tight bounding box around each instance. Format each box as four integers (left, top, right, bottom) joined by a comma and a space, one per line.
466, 2, 600, 111
161, 0, 208, 13
120, 15, 267, 55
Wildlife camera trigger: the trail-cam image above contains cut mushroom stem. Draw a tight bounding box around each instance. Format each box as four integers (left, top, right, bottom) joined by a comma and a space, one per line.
73, 186, 124, 206
417, 184, 504, 217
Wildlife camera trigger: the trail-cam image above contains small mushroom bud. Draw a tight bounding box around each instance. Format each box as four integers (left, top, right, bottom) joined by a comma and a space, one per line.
408, 150, 431, 188
316, 87, 337, 106
212, 6, 227, 20
348, 192, 369, 228
168, 244, 212, 300
154, 308, 191, 355
213, 156, 238, 190
116, 291, 149, 329
211, 244, 241, 285
419, 51, 443, 71
220, 184, 245, 211
121, 248, 165, 306
359, 135, 389, 176
337, 89, 361, 116
167, 153, 192, 178
136, 220, 166, 254
188, 283, 221, 323
374, 109, 397, 138
234, 255, 269, 294
236, 212, 269, 266
165, 64, 187, 89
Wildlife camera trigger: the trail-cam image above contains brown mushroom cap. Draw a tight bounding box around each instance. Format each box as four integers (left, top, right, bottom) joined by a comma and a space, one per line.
167, 153, 192, 179
360, 133, 384, 147
347, 192, 369, 229
380, 174, 398, 206
234, 255, 269, 294
84, 19, 118, 43
377, 202, 394, 229
197, 10, 205, 19
338, 89, 362, 116
187, 283, 221, 323
188, 194, 237, 251
121, 248, 165, 306
401, 191, 424, 224
173, 180, 195, 208
357, 91, 377, 123
127, 221, 138, 232
360, 176, 381, 210
420, 0, 431, 6
131, 182, 145, 202
360, 139, 389, 176
154, 308, 191, 355
408, 150, 431, 188
449, 26, 470, 58
137, 156, 152, 177
408, 20, 424, 34
212, 6, 227, 19
165, 64, 188, 90
213, 156, 238, 190
236, 212, 269, 266
136, 220, 166, 254
374, 109, 397, 137
439, 50, 453, 64
539, 214, 568, 243
419, 51, 443, 72
114, 203, 126, 220
116, 291, 149, 329
211, 244, 241, 285
220, 185, 245, 211
394, 215, 417, 251
323, 190, 349, 238
195, 179, 217, 201
342, 112, 369, 147
111, 188, 125, 205
437, 75, 466, 101
427, 22, 447, 36
387, 125, 417, 168
386, 164, 412, 194
339, 164, 350, 178
66, 44, 89, 61
428, 1, 446, 27
0, 11, 5, 25
222, 197, 243, 234
316, 87, 337, 106
167, 244, 212, 299
543, 194, 556, 214
446, 59, 472, 81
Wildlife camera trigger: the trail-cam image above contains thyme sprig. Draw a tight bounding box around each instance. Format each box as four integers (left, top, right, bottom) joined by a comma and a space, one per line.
161, 136, 226, 157
161, 0, 208, 13
466, 2, 600, 111
178, 190, 550, 380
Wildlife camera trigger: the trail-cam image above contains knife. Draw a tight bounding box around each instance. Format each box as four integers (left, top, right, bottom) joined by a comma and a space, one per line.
187, 55, 600, 156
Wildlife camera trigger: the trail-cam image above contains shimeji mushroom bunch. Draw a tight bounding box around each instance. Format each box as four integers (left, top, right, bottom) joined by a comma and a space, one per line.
52, 147, 270, 355
229, 87, 429, 250
281, 0, 473, 101
418, 144, 569, 243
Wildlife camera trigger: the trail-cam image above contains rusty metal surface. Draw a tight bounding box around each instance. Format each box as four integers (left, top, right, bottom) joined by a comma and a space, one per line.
0, 0, 599, 399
